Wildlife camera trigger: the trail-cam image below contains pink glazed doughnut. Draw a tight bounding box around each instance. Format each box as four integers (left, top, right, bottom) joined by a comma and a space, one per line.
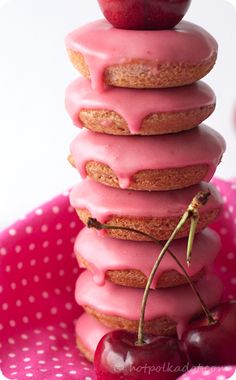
65, 78, 216, 135
65, 20, 218, 91
68, 126, 225, 191
75, 271, 223, 337
76, 313, 112, 362
69, 180, 222, 241
75, 227, 221, 289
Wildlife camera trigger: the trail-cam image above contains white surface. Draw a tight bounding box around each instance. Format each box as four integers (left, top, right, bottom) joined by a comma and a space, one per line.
0, 0, 236, 229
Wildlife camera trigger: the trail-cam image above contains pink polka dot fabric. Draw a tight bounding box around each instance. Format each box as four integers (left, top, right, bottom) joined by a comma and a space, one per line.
0, 178, 236, 380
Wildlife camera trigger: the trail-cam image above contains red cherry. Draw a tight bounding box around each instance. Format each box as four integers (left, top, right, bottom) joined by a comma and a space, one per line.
94, 330, 188, 379
97, 0, 192, 30
182, 301, 236, 366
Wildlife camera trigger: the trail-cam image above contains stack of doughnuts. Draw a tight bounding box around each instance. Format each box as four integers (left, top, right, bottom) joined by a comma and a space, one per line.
65, 15, 226, 363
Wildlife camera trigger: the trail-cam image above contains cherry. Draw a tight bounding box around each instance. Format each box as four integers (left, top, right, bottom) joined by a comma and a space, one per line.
97, 0, 192, 30
94, 330, 188, 379
182, 301, 236, 366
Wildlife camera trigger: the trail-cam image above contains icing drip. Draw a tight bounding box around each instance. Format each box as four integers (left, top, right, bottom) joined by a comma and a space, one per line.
65, 20, 218, 91
75, 271, 223, 330
70, 126, 225, 189
75, 227, 221, 289
65, 78, 216, 134
69, 180, 223, 223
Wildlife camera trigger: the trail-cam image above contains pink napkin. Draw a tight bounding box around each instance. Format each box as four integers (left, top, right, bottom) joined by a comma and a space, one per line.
0, 179, 236, 380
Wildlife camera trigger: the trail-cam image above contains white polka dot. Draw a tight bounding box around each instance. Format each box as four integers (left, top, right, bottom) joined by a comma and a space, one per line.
16, 299, 22, 307
223, 367, 233, 372
49, 335, 56, 341
28, 243, 36, 251
57, 253, 63, 261
35, 208, 43, 215
52, 206, 60, 214
42, 240, 49, 248
22, 347, 30, 352
17, 262, 23, 269
68, 206, 74, 213
63, 345, 69, 351
65, 353, 72, 358
33, 275, 40, 283
38, 360, 46, 364
33, 329, 41, 335
43, 256, 50, 264
8, 338, 15, 344
41, 224, 48, 232
227, 252, 235, 260
56, 239, 63, 246
59, 322, 67, 329
15, 245, 21, 253
11, 282, 17, 290
229, 205, 234, 213
36, 341, 43, 346
22, 316, 29, 324
5, 264, 11, 273
21, 334, 29, 340
70, 221, 76, 229
56, 223, 62, 230
9, 364, 17, 368
221, 266, 227, 273
9, 320, 16, 327
203, 370, 211, 376
220, 227, 228, 236
25, 226, 33, 234
28, 295, 35, 303
21, 278, 28, 286
65, 286, 72, 292
52, 357, 59, 362
55, 374, 63, 378
9, 228, 16, 236
231, 278, 236, 285
223, 195, 228, 203
46, 272, 52, 279
59, 269, 65, 277
37, 350, 45, 355
35, 312, 43, 320
65, 303, 73, 311
0, 324, 3, 330
0, 247, 7, 256
50, 307, 58, 315
51, 346, 58, 351
47, 326, 55, 331
54, 365, 61, 369
42, 291, 49, 299
23, 358, 31, 362
69, 371, 77, 375
2, 303, 8, 311
24, 366, 32, 370
54, 288, 61, 295
217, 376, 226, 380
8, 353, 16, 358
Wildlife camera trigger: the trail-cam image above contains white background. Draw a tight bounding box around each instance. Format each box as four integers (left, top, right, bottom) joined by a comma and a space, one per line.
0, 0, 236, 229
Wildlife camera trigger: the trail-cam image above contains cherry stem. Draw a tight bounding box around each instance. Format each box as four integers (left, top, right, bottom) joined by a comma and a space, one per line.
87, 190, 215, 345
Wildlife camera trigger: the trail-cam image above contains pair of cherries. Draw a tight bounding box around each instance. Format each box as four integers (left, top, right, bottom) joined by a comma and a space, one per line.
94, 301, 236, 379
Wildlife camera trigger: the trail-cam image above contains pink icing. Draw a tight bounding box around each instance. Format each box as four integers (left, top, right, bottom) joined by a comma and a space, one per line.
65, 78, 216, 134
75, 271, 223, 335
69, 180, 222, 223
65, 19, 218, 91
76, 313, 112, 356
70, 126, 225, 189
75, 228, 221, 289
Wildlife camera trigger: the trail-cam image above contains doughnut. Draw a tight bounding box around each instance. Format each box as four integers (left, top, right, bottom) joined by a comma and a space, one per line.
75, 227, 221, 289
69, 180, 222, 241
65, 78, 216, 135
65, 20, 218, 91
75, 271, 223, 336
68, 126, 225, 191
75, 313, 112, 362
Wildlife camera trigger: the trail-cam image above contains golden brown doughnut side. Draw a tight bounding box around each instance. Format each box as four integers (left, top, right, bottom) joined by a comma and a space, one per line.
79, 105, 215, 135
76, 209, 220, 241
67, 49, 217, 88
68, 156, 209, 191
84, 306, 177, 336
77, 254, 205, 289
85, 161, 209, 191
76, 337, 94, 362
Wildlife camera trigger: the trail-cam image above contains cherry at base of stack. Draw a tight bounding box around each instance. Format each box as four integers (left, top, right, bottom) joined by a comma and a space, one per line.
68, 126, 225, 191
75, 227, 221, 289
75, 271, 223, 337
69, 180, 222, 241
